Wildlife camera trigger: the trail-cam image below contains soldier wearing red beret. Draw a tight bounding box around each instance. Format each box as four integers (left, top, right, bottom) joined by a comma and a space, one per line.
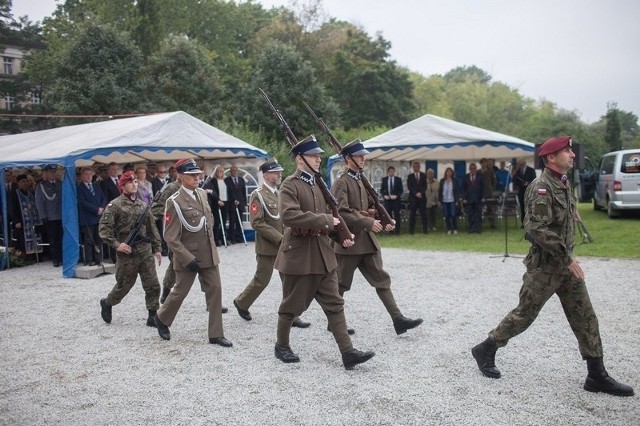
472, 135, 634, 397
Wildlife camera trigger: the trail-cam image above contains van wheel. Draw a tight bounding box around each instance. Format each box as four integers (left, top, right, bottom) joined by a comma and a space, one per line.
607, 200, 620, 218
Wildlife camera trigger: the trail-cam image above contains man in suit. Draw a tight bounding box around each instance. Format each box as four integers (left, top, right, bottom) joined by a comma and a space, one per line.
406, 161, 428, 234
380, 166, 403, 235
273, 136, 374, 370
462, 162, 485, 233
332, 140, 423, 336
154, 159, 232, 348
233, 158, 310, 328
512, 157, 537, 226
77, 167, 106, 265
224, 165, 247, 244
100, 162, 121, 263
35, 164, 63, 267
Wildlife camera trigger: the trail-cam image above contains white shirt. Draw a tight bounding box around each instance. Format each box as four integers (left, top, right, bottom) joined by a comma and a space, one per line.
217, 179, 228, 202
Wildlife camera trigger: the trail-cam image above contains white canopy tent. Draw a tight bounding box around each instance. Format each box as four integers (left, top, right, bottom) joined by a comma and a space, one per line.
326, 114, 535, 184
0, 111, 268, 277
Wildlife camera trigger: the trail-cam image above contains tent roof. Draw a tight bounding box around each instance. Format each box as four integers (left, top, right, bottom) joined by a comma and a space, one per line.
0, 111, 267, 168
328, 114, 534, 172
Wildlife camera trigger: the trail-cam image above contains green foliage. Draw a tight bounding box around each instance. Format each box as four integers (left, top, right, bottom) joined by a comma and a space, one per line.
605, 103, 622, 151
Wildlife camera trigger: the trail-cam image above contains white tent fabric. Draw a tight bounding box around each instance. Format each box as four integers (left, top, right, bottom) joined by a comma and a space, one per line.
326, 114, 534, 177
0, 111, 268, 277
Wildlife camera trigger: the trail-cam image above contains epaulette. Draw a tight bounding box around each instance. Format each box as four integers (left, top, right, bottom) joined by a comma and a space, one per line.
168, 191, 180, 201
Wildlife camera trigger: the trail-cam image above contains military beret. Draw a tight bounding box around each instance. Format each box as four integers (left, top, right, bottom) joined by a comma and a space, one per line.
290, 135, 324, 157
117, 170, 137, 191
43, 164, 57, 172
538, 136, 573, 157
340, 138, 369, 157
260, 158, 284, 173
175, 158, 202, 174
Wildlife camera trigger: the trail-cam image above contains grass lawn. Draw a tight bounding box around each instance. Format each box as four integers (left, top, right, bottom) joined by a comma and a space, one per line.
378, 203, 640, 259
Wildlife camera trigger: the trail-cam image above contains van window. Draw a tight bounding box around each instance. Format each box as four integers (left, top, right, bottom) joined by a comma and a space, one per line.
600, 155, 615, 174
621, 152, 640, 174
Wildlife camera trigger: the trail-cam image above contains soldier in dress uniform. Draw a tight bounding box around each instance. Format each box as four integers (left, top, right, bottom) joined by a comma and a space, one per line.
472, 136, 634, 397
331, 140, 423, 336
273, 136, 374, 370
35, 164, 63, 267
154, 159, 232, 347
233, 158, 310, 328
99, 171, 162, 327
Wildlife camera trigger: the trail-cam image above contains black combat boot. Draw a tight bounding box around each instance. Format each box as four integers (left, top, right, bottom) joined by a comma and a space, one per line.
160, 287, 171, 304
392, 315, 423, 335
274, 344, 300, 363
146, 310, 157, 327
342, 349, 375, 370
100, 298, 112, 324
583, 357, 634, 396
471, 337, 501, 379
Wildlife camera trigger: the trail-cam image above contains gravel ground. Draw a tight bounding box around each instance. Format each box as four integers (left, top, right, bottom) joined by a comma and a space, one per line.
1, 245, 638, 425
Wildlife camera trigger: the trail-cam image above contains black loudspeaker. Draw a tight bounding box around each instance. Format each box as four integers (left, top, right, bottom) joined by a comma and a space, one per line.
534, 142, 585, 169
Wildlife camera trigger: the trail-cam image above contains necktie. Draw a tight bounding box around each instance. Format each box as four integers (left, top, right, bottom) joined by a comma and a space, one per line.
471, 174, 475, 184
88, 183, 94, 196
415, 173, 419, 182
388, 177, 393, 194
233, 177, 238, 185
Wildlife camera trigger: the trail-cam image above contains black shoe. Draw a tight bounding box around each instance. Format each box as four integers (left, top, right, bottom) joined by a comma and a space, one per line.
327, 324, 355, 335
584, 357, 634, 396
292, 318, 311, 328
146, 310, 157, 327
160, 287, 171, 304
53, 261, 61, 267
342, 349, 375, 370
209, 337, 233, 347
393, 315, 423, 335
155, 314, 171, 340
221, 305, 228, 314
100, 298, 112, 324
471, 337, 501, 379
275, 344, 300, 363
233, 300, 252, 321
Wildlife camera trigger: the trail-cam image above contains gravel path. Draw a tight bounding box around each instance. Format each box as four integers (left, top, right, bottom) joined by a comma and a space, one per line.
1, 246, 638, 425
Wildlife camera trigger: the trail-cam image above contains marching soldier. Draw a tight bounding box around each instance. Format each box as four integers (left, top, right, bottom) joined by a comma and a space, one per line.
154, 159, 231, 347
233, 158, 310, 328
331, 140, 423, 335
471, 136, 634, 396
273, 136, 374, 369
99, 171, 162, 327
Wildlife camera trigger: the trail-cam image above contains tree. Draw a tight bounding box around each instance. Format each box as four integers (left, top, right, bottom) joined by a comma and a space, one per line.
604, 103, 622, 151
141, 35, 220, 122
40, 23, 144, 114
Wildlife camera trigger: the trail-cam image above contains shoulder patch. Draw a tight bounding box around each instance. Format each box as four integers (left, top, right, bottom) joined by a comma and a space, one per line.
164, 212, 172, 224
251, 202, 260, 214
537, 188, 547, 195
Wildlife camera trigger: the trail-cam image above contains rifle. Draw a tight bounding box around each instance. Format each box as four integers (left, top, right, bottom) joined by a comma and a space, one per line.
259, 88, 352, 244
303, 101, 395, 229
125, 183, 167, 246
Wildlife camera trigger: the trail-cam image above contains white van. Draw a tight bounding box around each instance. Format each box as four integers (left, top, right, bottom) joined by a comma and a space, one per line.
593, 149, 640, 217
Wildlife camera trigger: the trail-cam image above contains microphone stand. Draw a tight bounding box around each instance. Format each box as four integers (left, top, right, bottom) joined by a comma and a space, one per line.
491, 165, 523, 262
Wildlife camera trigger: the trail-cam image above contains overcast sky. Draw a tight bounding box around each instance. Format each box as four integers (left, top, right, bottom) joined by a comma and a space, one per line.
13, 0, 640, 124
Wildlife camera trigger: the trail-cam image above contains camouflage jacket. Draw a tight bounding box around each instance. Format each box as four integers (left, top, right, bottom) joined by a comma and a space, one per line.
99, 194, 161, 254
524, 168, 576, 267
150, 180, 181, 221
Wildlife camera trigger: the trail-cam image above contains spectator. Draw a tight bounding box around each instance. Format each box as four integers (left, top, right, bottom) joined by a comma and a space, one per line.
135, 165, 153, 205
406, 161, 428, 234
439, 167, 460, 235
77, 167, 106, 265
425, 168, 439, 231
380, 166, 403, 235
462, 162, 484, 233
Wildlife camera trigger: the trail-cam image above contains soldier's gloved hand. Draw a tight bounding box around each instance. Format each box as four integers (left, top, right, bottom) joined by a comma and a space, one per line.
186, 258, 200, 273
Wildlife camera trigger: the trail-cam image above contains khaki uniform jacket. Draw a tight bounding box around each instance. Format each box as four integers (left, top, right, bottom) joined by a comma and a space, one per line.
164, 187, 219, 270
274, 170, 336, 275
331, 171, 379, 255
249, 184, 283, 256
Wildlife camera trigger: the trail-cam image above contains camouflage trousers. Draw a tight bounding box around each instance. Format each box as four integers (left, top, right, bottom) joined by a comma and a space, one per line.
106, 251, 161, 311
489, 263, 603, 358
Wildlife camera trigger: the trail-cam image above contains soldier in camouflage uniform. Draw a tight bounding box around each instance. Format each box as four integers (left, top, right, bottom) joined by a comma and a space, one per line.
472, 136, 634, 397
151, 178, 182, 303
99, 171, 163, 328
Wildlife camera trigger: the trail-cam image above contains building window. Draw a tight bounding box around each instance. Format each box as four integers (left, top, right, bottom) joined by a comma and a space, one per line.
3, 57, 13, 75
4, 95, 15, 110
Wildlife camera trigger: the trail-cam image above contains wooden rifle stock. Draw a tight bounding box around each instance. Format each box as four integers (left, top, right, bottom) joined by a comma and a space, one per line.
259, 89, 352, 244
303, 102, 395, 229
